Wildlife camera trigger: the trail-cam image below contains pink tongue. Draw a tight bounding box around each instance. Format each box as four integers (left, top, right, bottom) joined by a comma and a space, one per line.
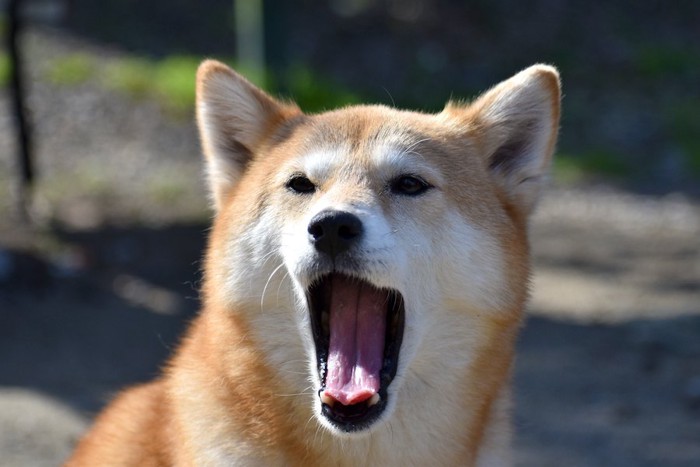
323, 275, 387, 406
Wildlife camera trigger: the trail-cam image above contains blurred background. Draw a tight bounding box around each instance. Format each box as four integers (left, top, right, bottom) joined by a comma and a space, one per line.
0, 0, 698, 465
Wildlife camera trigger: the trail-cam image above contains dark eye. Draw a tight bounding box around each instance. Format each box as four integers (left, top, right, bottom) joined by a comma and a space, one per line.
287, 175, 316, 194
390, 175, 432, 196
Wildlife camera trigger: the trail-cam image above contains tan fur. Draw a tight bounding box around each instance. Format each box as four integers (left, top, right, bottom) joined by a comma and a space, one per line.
67, 62, 560, 466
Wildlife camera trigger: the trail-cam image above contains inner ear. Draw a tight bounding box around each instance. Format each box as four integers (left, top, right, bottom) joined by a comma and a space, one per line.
482, 115, 555, 218
488, 126, 537, 178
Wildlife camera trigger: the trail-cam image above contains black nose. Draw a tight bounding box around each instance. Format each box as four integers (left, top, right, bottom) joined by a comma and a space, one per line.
308, 210, 363, 257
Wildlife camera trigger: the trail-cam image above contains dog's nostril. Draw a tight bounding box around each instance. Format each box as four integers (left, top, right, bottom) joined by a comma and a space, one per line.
308, 222, 324, 240
308, 210, 363, 257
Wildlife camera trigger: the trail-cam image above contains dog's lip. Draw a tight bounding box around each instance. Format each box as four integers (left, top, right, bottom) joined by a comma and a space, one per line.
306, 273, 405, 432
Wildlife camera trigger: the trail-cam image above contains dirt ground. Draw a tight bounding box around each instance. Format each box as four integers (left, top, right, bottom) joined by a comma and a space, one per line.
1, 29, 699, 467
518, 190, 700, 466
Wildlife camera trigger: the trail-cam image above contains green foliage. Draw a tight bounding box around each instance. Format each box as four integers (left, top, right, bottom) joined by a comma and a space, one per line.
577, 150, 629, 176
24, 46, 361, 119
152, 56, 200, 114
635, 45, 697, 78
104, 57, 155, 98
667, 98, 700, 174
552, 154, 586, 184
232, 62, 268, 89
681, 141, 700, 175
282, 66, 360, 112
104, 55, 201, 116
553, 151, 629, 183
0, 52, 9, 88
46, 53, 96, 85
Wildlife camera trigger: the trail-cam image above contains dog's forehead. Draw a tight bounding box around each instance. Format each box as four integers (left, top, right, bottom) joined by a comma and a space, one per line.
286, 112, 443, 182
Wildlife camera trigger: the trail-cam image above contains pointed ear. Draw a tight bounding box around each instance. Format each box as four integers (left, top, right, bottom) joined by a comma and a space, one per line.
196, 60, 301, 210
446, 65, 561, 217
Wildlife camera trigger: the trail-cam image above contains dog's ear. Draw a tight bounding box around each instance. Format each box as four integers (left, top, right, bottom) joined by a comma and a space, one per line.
196, 60, 301, 210
445, 65, 561, 217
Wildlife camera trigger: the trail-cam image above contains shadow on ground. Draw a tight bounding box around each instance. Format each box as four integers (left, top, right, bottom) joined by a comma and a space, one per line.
516, 316, 700, 467
0, 223, 206, 413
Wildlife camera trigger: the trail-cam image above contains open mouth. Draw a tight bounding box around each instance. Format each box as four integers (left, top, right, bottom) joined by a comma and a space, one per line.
307, 273, 405, 432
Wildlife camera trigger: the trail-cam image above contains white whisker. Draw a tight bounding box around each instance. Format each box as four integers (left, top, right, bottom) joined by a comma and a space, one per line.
274, 385, 314, 397
261, 262, 286, 312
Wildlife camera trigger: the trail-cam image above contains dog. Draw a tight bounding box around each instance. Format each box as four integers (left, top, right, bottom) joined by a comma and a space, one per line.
67, 61, 560, 466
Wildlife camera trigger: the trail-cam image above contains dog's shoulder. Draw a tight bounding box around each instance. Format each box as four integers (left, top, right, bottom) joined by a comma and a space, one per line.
66, 380, 174, 466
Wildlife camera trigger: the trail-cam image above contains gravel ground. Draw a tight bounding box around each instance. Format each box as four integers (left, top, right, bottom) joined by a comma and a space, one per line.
531, 187, 700, 323
1, 28, 699, 467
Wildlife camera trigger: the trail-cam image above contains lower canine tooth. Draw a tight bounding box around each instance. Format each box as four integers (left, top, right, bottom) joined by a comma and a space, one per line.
368, 393, 380, 406
320, 393, 335, 407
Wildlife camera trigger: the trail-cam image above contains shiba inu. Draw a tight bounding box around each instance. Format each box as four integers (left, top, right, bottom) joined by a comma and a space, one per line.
67, 61, 560, 466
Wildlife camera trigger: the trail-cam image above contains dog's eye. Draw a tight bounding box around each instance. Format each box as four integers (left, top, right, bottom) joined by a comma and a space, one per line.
390, 175, 431, 196
287, 175, 316, 194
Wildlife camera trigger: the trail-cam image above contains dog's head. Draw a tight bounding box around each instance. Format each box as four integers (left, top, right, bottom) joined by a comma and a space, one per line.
196, 61, 560, 435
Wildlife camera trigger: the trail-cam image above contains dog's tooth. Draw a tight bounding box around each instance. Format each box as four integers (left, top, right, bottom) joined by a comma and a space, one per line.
320, 393, 335, 407
368, 393, 380, 407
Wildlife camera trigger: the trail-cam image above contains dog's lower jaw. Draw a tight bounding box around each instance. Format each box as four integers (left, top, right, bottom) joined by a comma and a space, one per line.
301, 329, 518, 466
301, 379, 514, 466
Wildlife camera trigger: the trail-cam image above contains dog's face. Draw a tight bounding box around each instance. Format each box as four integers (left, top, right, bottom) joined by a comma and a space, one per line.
196, 62, 560, 436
